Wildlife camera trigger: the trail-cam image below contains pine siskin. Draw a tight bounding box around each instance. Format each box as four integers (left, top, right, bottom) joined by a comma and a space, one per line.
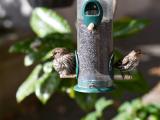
52, 48, 76, 78
114, 49, 143, 79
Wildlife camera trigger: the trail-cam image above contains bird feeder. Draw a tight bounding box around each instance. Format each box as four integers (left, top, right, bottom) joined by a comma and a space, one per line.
74, 0, 114, 93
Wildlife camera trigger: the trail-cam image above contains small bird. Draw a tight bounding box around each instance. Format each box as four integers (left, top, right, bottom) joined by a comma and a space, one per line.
52, 48, 76, 78
114, 49, 143, 79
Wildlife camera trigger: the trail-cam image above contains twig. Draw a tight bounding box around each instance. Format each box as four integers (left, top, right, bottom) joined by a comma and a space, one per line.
114, 75, 133, 80
60, 74, 132, 80
60, 74, 76, 79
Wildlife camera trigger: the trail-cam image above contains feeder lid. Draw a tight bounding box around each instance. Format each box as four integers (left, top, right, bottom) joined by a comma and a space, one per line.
82, 0, 103, 26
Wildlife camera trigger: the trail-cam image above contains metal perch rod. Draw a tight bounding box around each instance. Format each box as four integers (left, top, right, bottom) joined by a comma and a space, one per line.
61, 74, 132, 80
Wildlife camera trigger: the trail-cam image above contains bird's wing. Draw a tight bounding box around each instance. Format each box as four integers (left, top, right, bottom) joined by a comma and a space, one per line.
122, 56, 130, 66
114, 55, 129, 68
62, 53, 76, 74
53, 59, 64, 72
114, 59, 122, 68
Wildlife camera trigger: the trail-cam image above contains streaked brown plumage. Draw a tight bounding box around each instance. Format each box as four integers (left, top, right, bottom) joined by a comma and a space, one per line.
114, 49, 143, 78
52, 48, 76, 78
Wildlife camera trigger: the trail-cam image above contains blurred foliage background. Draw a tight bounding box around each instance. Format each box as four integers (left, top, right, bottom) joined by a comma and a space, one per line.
0, 0, 160, 120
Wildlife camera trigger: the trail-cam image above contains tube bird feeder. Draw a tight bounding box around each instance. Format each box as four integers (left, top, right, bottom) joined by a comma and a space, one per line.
74, 0, 114, 93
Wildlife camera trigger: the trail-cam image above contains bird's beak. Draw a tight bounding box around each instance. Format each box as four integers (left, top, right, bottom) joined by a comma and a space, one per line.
136, 51, 144, 58
140, 51, 146, 55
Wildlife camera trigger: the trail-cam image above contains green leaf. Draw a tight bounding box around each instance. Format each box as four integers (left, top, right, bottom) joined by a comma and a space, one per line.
113, 101, 136, 120
118, 102, 131, 112
147, 115, 159, 120
118, 99, 142, 116
35, 72, 60, 104
40, 33, 74, 50
10, 33, 74, 66
113, 49, 123, 63
81, 112, 97, 120
145, 104, 160, 114
114, 70, 149, 94
16, 65, 42, 103
113, 18, 149, 39
65, 87, 75, 98
41, 50, 53, 62
24, 53, 35, 66
138, 111, 148, 119
82, 97, 113, 120
131, 99, 143, 111
95, 97, 113, 117
9, 38, 34, 53
113, 112, 133, 120
114, 99, 160, 120
75, 93, 97, 111
43, 61, 53, 73
30, 7, 71, 38
58, 78, 76, 98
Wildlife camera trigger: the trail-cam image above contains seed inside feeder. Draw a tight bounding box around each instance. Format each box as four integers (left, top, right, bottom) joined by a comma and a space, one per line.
77, 20, 113, 89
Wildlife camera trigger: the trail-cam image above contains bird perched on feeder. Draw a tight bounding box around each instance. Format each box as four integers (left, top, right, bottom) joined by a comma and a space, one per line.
114, 49, 143, 79
52, 48, 76, 78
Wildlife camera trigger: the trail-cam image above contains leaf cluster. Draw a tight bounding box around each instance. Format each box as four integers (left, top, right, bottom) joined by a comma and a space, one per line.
9, 7, 151, 118
113, 99, 160, 120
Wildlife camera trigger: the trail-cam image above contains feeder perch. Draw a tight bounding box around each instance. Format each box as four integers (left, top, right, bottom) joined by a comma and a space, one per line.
74, 0, 114, 93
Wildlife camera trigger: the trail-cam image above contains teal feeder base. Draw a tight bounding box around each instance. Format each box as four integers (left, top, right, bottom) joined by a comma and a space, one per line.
74, 79, 114, 93
74, 85, 114, 93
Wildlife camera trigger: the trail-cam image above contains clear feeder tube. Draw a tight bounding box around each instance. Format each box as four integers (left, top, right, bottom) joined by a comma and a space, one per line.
74, 0, 114, 93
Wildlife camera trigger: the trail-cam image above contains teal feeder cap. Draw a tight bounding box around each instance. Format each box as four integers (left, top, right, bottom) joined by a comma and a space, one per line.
82, 0, 103, 26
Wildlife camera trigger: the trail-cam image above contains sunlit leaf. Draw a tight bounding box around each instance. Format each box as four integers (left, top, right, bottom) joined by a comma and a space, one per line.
35, 72, 60, 104
112, 112, 133, 120
66, 87, 75, 98
113, 101, 136, 120
81, 112, 97, 120
16, 65, 42, 103
95, 97, 113, 117
58, 79, 76, 98
147, 115, 159, 120
43, 61, 53, 73
145, 104, 160, 114
113, 18, 149, 39
24, 54, 35, 66
41, 50, 53, 62
82, 97, 113, 120
118, 102, 131, 112
24, 51, 45, 67
30, 7, 71, 38
138, 111, 147, 119
131, 99, 143, 111
113, 99, 160, 120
